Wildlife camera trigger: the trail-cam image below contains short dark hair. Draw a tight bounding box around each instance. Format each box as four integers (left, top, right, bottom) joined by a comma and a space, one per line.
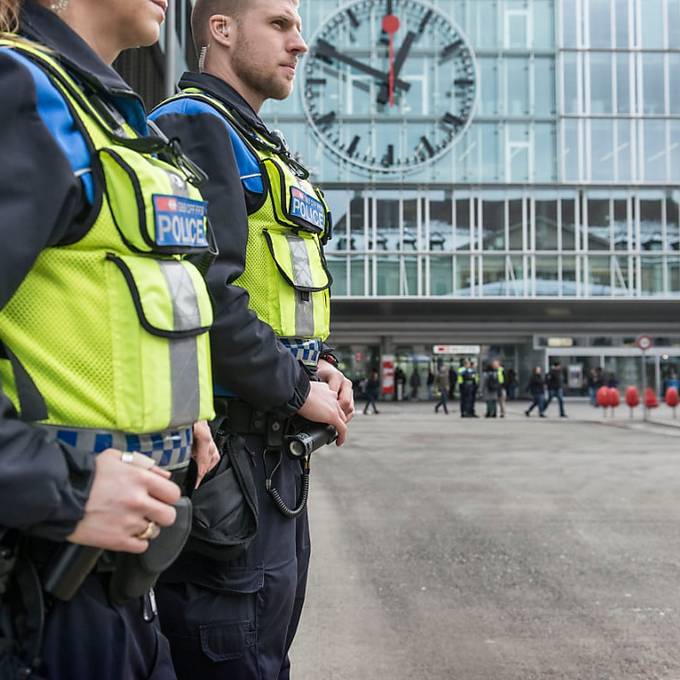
191, 0, 248, 52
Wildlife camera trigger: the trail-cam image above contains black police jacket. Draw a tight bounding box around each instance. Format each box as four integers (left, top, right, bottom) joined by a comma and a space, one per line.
151, 72, 311, 417
0, 1, 151, 540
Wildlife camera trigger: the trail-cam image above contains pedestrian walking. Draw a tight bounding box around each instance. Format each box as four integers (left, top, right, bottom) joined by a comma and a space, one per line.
364, 370, 381, 414
448, 363, 457, 400
506, 368, 519, 400
525, 367, 547, 417
434, 362, 450, 414
481, 363, 500, 417
587, 367, 604, 406
409, 368, 421, 401
395, 367, 407, 401
426, 368, 435, 401
545, 361, 567, 417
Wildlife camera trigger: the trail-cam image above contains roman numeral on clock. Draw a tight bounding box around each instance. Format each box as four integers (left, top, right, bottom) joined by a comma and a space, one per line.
347, 8, 360, 28
455, 78, 474, 87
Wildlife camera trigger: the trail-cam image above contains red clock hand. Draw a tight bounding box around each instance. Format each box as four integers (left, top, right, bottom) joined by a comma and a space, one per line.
382, 14, 400, 107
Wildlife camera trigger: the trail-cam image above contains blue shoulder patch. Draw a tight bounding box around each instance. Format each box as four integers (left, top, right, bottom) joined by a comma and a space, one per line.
0, 48, 95, 204
150, 98, 264, 195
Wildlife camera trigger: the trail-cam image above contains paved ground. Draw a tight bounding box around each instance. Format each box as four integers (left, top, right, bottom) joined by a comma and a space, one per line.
289, 400, 680, 680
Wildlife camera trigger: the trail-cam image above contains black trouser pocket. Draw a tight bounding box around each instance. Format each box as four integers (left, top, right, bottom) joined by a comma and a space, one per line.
199, 618, 257, 662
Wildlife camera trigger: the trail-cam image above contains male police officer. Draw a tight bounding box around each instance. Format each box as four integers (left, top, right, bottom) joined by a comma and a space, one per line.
149, 1, 354, 678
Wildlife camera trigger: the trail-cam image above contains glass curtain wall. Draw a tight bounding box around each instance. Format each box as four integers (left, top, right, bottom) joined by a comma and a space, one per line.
263, 0, 680, 300
325, 188, 680, 298
560, 0, 680, 184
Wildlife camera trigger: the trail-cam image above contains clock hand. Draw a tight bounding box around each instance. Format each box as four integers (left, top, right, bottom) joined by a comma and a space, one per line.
315, 39, 411, 92
378, 30, 416, 106
381, 14, 400, 107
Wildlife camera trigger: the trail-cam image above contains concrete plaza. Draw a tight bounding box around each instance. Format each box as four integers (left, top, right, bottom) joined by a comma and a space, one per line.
290, 399, 680, 680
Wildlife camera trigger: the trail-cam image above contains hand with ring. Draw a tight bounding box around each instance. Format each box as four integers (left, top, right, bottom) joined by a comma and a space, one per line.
67, 448, 181, 554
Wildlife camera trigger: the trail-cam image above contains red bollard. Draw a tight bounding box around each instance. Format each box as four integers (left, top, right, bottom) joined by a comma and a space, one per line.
625, 386, 640, 419
608, 388, 620, 417
597, 386, 611, 417
644, 387, 659, 409
665, 387, 679, 418
596, 386, 610, 407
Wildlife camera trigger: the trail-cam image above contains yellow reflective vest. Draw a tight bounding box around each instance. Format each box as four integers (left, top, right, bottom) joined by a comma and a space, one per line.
162, 88, 332, 341
0, 40, 214, 433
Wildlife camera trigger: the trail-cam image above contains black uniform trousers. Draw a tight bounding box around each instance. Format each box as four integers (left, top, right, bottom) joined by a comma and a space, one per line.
460, 384, 475, 416
40, 572, 176, 679
155, 433, 310, 680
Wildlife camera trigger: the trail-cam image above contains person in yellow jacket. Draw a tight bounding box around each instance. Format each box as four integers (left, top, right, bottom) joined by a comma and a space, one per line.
148, 1, 354, 678
0, 1, 218, 677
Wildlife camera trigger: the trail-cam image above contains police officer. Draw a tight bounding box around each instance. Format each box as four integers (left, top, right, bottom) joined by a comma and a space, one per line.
493, 359, 506, 418
148, 1, 353, 678
0, 0, 219, 677
457, 360, 478, 418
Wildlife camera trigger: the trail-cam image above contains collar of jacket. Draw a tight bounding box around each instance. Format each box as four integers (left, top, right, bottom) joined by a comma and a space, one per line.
178, 71, 272, 138
19, 0, 147, 133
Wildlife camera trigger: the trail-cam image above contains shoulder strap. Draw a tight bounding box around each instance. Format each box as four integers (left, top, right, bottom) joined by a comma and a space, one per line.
0, 40, 207, 187
167, 89, 311, 180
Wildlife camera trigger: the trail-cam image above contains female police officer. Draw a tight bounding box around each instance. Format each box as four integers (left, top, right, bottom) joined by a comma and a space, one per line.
0, 0, 217, 677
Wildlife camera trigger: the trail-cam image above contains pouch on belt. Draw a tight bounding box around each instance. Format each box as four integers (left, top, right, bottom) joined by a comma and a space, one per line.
184, 433, 258, 562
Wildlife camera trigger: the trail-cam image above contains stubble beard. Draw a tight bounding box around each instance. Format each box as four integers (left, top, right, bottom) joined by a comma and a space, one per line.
232, 35, 294, 103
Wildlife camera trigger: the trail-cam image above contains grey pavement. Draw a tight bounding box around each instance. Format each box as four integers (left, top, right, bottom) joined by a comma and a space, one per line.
289, 399, 680, 680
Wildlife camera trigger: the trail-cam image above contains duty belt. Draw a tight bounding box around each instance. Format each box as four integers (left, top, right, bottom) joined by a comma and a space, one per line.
41, 425, 193, 471
214, 399, 286, 449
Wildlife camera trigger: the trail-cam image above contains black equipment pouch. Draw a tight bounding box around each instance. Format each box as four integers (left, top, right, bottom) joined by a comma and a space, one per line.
108, 497, 192, 605
0, 533, 46, 680
184, 431, 258, 562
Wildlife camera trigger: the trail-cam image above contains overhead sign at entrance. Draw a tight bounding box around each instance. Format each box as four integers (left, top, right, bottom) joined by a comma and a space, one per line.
547, 337, 574, 348
636, 335, 653, 351
433, 345, 481, 355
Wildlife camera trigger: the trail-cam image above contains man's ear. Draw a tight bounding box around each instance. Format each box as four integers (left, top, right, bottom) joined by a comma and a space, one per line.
208, 14, 235, 47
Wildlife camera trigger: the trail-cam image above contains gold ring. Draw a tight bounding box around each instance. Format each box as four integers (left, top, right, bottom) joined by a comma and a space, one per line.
135, 520, 158, 541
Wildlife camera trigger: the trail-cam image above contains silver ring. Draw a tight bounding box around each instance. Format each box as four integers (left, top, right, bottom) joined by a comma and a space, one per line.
121, 452, 135, 465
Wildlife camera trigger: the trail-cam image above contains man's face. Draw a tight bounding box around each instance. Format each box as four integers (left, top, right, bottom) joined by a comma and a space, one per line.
230, 0, 307, 103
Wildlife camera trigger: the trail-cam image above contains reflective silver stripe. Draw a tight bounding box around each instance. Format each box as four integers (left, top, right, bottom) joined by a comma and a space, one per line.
287, 235, 315, 337
159, 261, 202, 426
159, 261, 202, 330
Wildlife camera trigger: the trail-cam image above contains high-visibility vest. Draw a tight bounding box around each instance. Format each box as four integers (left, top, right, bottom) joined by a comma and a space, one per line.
0, 39, 214, 433
158, 89, 332, 341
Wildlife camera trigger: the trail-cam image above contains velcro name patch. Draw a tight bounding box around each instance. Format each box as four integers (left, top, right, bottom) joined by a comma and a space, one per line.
289, 187, 325, 231
153, 195, 209, 248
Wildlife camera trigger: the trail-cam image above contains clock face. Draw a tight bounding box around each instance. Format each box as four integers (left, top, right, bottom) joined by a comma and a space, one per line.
301, 0, 478, 174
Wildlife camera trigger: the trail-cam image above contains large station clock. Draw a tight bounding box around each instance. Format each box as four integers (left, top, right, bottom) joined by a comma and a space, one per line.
302, 0, 477, 174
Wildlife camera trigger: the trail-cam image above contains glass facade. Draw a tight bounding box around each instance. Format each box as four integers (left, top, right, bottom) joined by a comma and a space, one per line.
262, 0, 680, 300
